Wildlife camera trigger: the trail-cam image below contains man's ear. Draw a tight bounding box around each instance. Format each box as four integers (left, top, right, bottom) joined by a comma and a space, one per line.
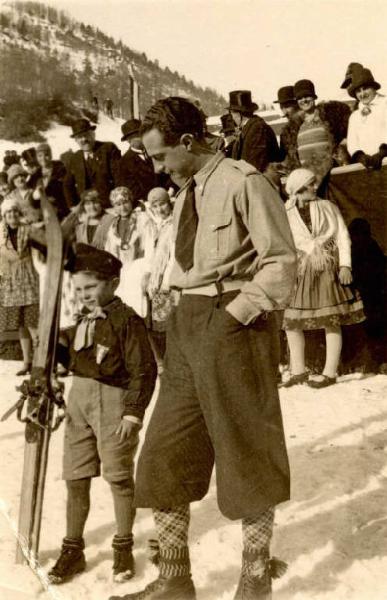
179, 133, 195, 151
110, 277, 120, 292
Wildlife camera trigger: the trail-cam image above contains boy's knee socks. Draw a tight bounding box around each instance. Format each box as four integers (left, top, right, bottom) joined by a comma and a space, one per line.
66, 478, 91, 540
109, 479, 135, 537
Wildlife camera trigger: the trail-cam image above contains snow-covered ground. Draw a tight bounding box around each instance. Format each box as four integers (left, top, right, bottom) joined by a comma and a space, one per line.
1, 359, 387, 600
0, 113, 127, 169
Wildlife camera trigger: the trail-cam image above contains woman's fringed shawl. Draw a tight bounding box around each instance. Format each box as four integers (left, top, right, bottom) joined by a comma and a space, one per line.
285, 198, 352, 276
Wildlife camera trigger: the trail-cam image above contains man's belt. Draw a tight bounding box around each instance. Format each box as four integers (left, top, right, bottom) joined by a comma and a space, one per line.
180, 280, 245, 296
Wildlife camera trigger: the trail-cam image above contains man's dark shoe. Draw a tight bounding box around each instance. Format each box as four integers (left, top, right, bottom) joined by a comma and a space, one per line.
112, 534, 135, 582
233, 549, 287, 600
234, 570, 271, 600
108, 575, 197, 600
48, 537, 86, 584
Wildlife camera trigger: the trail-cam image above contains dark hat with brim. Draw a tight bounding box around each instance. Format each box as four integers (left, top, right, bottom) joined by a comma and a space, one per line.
220, 113, 236, 135
21, 147, 38, 165
70, 243, 122, 279
274, 86, 296, 104
226, 90, 258, 114
121, 118, 142, 141
340, 62, 363, 89
70, 118, 96, 138
349, 67, 381, 95
294, 79, 317, 100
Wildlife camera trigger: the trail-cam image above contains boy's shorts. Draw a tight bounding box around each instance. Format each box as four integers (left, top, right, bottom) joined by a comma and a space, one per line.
63, 376, 139, 483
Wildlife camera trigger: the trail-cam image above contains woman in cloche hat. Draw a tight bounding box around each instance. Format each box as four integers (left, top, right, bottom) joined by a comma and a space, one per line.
293, 79, 351, 189
346, 67, 387, 169
6, 163, 41, 224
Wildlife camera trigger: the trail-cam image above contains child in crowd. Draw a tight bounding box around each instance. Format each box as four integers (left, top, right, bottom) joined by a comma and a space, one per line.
145, 187, 176, 363
282, 168, 365, 388
0, 197, 41, 375
102, 186, 150, 317
48, 243, 157, 584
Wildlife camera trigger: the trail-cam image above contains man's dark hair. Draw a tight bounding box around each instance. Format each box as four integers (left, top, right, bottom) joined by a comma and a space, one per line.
140, 97, 205, 145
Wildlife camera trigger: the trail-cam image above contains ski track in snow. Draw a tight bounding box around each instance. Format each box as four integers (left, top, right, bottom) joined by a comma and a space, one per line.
0, 358, 387, 600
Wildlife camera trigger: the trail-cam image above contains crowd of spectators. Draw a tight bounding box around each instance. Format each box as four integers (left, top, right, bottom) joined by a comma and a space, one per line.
0, 62, 385, 380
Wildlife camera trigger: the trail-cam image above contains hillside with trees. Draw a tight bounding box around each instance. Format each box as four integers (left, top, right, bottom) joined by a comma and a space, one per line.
0, 1, 227, 141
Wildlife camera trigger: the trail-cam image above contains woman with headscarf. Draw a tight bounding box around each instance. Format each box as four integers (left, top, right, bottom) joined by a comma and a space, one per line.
282, 168, 365, 388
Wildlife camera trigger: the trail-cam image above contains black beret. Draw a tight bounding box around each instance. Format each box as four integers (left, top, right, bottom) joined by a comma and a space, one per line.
70, 243, 122, 279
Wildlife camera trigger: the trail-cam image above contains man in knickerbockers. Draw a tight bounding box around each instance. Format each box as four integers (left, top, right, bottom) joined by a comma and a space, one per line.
110, 96, 297, 600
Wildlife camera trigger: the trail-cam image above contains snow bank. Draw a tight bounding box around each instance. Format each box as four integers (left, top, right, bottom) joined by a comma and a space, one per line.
0, 113, 126, 168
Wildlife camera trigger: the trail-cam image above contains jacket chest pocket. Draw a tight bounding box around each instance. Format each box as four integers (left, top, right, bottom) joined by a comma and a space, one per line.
206, 213, 232, 260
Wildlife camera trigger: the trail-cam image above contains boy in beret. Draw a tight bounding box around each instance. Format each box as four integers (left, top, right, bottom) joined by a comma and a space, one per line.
48, 243, 157, 585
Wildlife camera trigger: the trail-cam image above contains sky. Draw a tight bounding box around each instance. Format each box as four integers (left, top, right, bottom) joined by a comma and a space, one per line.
44, 0, 387, 104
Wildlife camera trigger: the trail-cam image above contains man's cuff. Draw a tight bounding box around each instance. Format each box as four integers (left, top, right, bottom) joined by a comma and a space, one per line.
226, 293, 262, 325
122, 415, 143, 427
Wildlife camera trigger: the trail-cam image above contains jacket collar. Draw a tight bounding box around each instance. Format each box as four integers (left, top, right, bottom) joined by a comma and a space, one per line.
192, 151, 225, 191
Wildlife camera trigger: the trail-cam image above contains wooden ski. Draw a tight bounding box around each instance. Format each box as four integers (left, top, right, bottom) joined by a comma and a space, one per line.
14, 190, 65, 566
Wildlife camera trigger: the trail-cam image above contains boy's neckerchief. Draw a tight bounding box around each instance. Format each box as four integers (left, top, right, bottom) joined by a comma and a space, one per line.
73, 306, 107, 351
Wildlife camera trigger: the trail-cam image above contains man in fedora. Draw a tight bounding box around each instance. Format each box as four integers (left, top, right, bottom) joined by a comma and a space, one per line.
347, 67, 387, 169
274, 86, 298, 121
228, 90, 281, 172
63, 118, 121, 208
117, 118, 157, 203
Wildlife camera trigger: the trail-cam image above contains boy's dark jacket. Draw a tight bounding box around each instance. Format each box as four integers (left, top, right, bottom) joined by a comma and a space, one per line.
58, 297, 157, 420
